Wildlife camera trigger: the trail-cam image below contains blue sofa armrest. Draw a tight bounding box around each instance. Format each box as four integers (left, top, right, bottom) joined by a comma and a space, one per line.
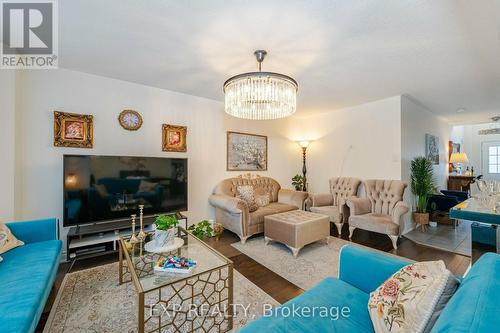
6, 218, 59, 244
339, 245, 411, 293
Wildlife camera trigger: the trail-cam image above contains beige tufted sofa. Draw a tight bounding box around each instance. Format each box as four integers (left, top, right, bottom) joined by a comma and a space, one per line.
209, 177, 308, 243
347, 179, 409, 250
309, 177, 361, 235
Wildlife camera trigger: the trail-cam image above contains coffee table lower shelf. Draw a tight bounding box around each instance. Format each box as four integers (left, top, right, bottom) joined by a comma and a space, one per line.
118, 231, 234, 333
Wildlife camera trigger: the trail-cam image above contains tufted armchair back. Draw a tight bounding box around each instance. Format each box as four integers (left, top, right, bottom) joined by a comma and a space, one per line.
329, 177, 361, 206
213, 177, 281, 202
364, 180, 407, 215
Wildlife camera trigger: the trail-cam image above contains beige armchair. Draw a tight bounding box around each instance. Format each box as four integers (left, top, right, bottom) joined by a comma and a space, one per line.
347, 179, 409, 250
309, 177, 361, 235
209, 177, 308, 243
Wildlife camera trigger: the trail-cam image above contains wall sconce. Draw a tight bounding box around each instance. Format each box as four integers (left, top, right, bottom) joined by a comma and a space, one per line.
296, 140, 312, 191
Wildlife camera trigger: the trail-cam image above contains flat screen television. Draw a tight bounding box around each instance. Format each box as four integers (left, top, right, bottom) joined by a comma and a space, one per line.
63, 155, 187, 227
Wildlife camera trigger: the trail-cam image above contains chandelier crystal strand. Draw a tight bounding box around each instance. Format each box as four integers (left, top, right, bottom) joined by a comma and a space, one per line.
223, 50, 298, 120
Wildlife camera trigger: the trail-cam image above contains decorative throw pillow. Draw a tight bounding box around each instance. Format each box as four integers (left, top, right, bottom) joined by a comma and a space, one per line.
255, 193, 270, 207
138, 180, 157, 193
0, 224, 24, 255
236, 185, 259, 212
368, 261, 459, 333
94, 184, 109, 197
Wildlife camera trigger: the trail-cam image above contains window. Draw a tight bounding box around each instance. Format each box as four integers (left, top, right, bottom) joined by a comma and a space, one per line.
488, 146, 500, 173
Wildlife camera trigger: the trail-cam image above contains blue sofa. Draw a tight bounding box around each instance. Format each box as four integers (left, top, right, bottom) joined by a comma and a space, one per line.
241, 245, 500, 333
0, 218, 62, 333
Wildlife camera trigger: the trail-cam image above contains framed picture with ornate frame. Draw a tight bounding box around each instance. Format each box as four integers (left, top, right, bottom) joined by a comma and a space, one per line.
53, 111, 93, 148
162, 124, 187, 152
227, 131, 268, 171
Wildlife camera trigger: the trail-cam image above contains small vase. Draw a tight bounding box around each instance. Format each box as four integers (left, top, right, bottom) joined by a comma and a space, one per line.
154, 228, 176, 247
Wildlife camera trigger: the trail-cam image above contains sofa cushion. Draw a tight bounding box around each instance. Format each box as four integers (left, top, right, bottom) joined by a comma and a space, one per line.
240, 277, 374, 333
310, 205, 341, 222
0, 223, 24, 255
0, 240, 62, 333
350, 213, 399, 235
249, 203, 297, 225
430, 253, 500, 333
368, 261, 458, 333
237, 185, 259, 212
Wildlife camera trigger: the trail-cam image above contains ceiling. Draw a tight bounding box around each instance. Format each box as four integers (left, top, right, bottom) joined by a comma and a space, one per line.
59, 0, 500, 124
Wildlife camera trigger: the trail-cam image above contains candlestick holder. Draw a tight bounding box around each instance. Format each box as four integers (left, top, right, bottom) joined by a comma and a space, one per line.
129, 214, 139, 244
137, 204, 146, 240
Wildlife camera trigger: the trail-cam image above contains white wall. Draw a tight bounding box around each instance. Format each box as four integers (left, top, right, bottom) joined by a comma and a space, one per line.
12, 69, 298, 246
285, 96, 403, 193
401, 95, 452, 232
0, 71, 17, 221
8, 68, 432, 248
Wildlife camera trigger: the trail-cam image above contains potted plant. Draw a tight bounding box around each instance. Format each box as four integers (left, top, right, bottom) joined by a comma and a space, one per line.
292, 174, 305, 191
188, 220, 214, 240
153, 214, 179, 247
410, 156, 434, 231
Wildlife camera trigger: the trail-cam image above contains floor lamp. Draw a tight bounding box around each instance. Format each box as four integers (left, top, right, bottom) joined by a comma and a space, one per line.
297, 141, 311, 191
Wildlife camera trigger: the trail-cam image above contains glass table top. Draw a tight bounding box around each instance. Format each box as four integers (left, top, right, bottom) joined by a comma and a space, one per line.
450, 197, 500, 225
119, 227, 231, 292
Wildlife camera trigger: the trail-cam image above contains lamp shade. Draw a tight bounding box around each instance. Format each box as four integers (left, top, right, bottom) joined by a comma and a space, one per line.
450, 152, 469, 164
297, 140, 310, 148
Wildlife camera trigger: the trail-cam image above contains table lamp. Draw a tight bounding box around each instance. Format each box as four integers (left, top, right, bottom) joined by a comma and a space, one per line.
450, 152, 469, 175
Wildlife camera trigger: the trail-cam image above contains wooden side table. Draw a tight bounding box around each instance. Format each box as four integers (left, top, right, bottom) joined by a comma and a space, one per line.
448, 175, 474, 192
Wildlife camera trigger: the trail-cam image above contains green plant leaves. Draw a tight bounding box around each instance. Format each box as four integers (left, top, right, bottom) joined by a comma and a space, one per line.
410, 157, 435, 213
154, 214, 179, 230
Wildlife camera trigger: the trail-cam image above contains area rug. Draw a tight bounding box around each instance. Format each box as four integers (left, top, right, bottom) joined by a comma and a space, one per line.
403, 220, 471, 257
232, 236, 410, 290
232, 236, 351, 290
43, 262, 279, 333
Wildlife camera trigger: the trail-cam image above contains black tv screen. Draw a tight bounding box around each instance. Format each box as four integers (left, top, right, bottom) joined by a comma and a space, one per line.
63, 155, 187, 227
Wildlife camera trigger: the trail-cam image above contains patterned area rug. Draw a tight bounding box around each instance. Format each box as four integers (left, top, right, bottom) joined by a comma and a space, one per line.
232, 236, 351, 290
43, 262, 278, 333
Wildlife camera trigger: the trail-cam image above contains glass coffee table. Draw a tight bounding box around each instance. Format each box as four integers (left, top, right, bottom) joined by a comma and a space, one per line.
118, 227, 234, 333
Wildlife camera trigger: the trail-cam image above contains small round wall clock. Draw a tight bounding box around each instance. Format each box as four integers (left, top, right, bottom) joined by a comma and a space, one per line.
118, 110, 143, 131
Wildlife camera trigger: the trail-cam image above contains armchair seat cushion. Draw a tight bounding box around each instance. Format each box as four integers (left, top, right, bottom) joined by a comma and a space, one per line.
249, 203, 298, 225
310, 205, 341, 223
350, 213, 399, 235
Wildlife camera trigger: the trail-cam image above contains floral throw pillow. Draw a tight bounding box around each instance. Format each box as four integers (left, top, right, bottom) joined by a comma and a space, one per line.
236, 185, 259, 212
0, 223, 24, 255
368, 261, 459, 333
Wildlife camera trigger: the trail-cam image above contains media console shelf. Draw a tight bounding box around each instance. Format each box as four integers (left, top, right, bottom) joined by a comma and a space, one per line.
66, 213, 187, 262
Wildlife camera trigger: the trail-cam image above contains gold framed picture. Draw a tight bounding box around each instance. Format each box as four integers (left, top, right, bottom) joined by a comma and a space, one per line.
53, 111, 94, 148
162, 124, 187, 152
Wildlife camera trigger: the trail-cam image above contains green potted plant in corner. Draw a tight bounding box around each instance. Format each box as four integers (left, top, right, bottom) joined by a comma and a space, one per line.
292, 174, 305, 191
154, 214, 179, 247
410, 156, 435, 231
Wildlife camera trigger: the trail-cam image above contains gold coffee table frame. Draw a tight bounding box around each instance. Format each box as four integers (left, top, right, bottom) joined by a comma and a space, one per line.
118, 227, 234, 333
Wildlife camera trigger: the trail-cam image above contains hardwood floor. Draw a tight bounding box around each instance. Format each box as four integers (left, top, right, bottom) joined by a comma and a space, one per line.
35, 224, 470, 332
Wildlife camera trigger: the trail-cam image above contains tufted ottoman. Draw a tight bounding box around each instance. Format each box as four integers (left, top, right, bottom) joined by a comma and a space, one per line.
264, 210, 330, 257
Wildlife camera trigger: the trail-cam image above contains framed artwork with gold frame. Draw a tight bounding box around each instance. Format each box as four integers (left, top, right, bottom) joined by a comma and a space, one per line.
53, 111, 94, 148
162, 124, 187, 152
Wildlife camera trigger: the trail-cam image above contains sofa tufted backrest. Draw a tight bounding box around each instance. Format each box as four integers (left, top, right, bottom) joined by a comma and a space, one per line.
329, 177, 361, 206
364, 180, 407, 215
213, 177, 281, 202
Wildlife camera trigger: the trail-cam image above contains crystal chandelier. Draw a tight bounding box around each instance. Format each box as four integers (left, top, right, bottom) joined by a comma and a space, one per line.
223, 50, 298, 120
